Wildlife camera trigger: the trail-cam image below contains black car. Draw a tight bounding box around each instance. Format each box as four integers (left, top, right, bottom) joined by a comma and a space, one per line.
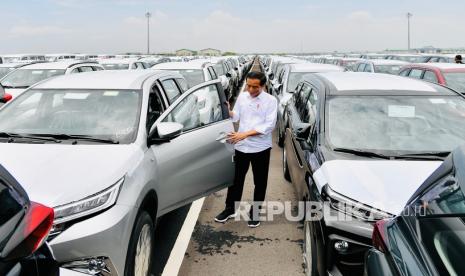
365, 146, 465, 276
282, 72, 465, 275
0, 164, 57, 276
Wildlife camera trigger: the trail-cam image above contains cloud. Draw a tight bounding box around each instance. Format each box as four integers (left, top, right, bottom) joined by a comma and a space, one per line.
347, 11, 373, 22
9, 25, 73, 37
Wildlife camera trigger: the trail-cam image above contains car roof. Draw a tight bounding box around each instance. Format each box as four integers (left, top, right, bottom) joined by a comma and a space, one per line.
98, 58, 139, 64
289, 63, 344, 72
152, 62, 206, 70
33, 70, 180, 90
0, 62, 29, 68
314, 72, 455, 95
364, 59, 410, 65
18, 61, 98, 70
403, 63, 465, 71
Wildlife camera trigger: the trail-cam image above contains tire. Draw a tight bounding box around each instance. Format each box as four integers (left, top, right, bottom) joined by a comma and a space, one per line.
124, 211, 155, 276
303, 221, 318, 276
283, 146, 291, 182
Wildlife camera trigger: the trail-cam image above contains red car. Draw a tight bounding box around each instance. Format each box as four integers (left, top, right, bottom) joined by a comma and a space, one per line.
399, 63, 465, 93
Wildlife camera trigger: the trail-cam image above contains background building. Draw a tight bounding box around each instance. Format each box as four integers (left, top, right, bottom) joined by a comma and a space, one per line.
175, 49, 196, 56
198, 48, 221, 56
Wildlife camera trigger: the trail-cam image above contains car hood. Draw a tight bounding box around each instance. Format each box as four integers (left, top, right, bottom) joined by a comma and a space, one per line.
0, 143, 143, 207
5, 88, 26, 98
313, 160, 442, 215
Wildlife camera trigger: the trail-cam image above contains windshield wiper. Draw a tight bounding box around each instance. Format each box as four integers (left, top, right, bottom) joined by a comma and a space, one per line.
0, 132, 61, 143
392, 151, 450, 160
1, 85, 28, 89
30, 133, 119, 144
332, 147, 391, 159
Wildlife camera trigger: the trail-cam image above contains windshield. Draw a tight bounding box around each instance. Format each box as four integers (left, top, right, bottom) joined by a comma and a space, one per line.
287, 72, 310, 92
0, 67, 15, 79
374, 65, 403, 75
1, 69, 65, 88
174, 69, 205, 88
0, 89, 141, 144
102, 64, 129, 70
327, 96, 465, 153
444, 72, 465, 93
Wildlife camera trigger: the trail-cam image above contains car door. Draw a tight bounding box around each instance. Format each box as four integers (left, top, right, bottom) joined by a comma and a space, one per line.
149, 80, 235, 214
287, 84, 317, 199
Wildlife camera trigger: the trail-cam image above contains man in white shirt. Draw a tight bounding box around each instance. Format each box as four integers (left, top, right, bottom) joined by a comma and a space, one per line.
215, 71, 278, 228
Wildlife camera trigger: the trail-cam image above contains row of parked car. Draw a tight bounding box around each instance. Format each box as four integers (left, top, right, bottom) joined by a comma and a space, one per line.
260, 55, 465, 276
0, 55, 253, 276
0, 55, 253, 107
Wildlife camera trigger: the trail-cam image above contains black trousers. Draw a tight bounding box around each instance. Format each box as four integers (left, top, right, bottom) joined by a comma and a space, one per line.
225, 148, 271, 210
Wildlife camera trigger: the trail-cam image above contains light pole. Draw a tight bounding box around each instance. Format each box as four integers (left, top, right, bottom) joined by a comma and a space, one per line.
407, 12, 412, 51
145, 12, 151, 55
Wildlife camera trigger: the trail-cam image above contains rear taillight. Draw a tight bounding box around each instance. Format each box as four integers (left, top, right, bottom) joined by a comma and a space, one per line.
3, 93, 12, 102
372, 219, 389, 253
25, 202, 55, 252
8, 202, 54, 259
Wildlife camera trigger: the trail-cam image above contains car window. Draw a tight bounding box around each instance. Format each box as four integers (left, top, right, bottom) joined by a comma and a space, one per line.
303, 88, 318, 124
176, 78, 189, 92
146, 85, 165, 132
161, 79, 182, 104
399, 69, 410, 77
79, 66, 93, 73
429, 57, 440, 63
213, 64, 224, 76
162, 84, 223, 132
131, 63, 137, 69
0, 179, 26, 254
409, 69, 424, 79
71, 68, 80, 74
208, 67, 218, 79
297, 84, 312, 119
364, 64, 372, 72
92, 66, 103, 71
357, 63, 366, 72
423, 71, 439, 83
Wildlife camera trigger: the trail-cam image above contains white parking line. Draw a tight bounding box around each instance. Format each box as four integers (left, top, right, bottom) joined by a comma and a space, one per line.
161, 197, 205, 276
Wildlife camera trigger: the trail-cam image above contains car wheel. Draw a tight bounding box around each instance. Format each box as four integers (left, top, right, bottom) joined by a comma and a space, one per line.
283, 146, 291, 182
125, 211, 154, 276
303, 221, 318, 276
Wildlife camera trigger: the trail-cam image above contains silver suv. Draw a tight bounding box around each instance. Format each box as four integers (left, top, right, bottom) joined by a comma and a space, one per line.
0, 70, 234, 276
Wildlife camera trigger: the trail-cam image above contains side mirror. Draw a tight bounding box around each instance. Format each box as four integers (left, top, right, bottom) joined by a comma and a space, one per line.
294, 123, 312, 141
269, 73, 274, 80
148, 122, 183, 145
226, 72, 232, 78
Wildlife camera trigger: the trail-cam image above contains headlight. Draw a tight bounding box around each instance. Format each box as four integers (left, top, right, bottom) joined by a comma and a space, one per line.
53, 178, 124, 225
321, 184, 393, 222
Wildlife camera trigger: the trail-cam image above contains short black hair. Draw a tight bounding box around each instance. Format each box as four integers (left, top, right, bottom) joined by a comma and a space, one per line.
246, 71, 267, 86
456, 55, 463, 60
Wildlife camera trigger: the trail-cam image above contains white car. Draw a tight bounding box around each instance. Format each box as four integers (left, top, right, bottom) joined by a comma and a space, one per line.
0, 61, 104, 99
354, 59, 409, 75
98, 58, 149, 70
152, 61, 224, 123
45, 54, 77, 62
0, 54, 46, 64
0, 70, 234, 276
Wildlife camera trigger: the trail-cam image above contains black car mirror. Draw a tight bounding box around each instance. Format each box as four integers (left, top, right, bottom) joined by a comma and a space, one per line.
295, 123, 312, 140
269, 73, 274, 80
226, 73, 232, 78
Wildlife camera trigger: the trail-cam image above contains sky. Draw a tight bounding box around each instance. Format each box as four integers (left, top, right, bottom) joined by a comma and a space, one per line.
1, 0, 465, 54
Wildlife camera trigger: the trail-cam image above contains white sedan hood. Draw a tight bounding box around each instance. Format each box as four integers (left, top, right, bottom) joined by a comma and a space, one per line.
0, 143, 143, 207
313, 160, 442, 215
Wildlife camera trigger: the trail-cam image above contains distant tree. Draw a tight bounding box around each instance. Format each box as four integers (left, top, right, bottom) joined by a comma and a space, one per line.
222, 51, 237, 56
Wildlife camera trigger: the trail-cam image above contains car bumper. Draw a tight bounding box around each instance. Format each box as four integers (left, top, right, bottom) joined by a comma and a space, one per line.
49, 204, 137, 276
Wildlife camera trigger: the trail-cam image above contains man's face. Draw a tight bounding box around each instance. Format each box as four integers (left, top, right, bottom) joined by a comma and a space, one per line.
246, 78, 263, 97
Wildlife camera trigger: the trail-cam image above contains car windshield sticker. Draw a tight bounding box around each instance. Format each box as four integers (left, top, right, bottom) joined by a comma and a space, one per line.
63, 93, 90, 100
104, 91, 119, 96
388, 105, 415, 117
430, 98, 447, 104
